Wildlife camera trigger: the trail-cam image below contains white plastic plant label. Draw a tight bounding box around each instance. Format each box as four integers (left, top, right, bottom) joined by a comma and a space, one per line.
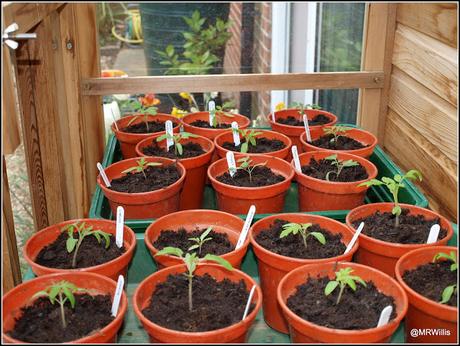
303, 114, 312, 142
111, 275, 125, 317
116, 206, 124, 248
97, 162, 111, 187
242, 285, 256, 320
427, 224, 440, 244
291, 146, 301, 172
226, 151, 237, 177
165, 120, 174, 151
208, 100, 216, 126
377, 305, 393, 327
236, 205, 256, 250
231, 121, 241, 146
344, 222, 364, 254
271, 107, 276, 122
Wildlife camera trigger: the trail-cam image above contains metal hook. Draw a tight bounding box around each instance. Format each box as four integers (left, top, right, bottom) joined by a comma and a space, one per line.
2, 22, 37, 50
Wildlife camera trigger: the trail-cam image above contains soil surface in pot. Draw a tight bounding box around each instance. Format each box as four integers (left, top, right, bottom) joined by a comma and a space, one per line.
287, 276, 396, 330
352, 209, 448, 244
142, 273, 255, 332
35, 232, 125, 269
190, 120, 231, 129
276, 114, 331, 126
109, 164, 181, 193
142, 142, 206, 159
402, 260, 457, 307
122, 120, 178, 134
301, 158, 368, 182
310, 134, 368, 150
216, 166, 285, 187
255, 219, 346, 259
153, 228, 233, 257
222, 137, 286, 154
8, 294, 114, 343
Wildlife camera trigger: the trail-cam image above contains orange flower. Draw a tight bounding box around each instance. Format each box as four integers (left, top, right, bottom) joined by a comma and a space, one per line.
139, 93, 161, 107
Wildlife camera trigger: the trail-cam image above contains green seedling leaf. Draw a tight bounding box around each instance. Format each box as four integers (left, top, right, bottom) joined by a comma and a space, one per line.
156, 246, 184, 258
203, 254, 233, 271
324, 280, 339, 296
66, 237, 78, 253
309, 231, 326, 245
440, 284, 456, 304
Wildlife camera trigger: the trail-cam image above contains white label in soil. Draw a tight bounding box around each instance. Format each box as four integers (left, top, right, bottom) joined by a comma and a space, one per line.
377, 305, 393, 327
208, 100, 216, 126
97, 162, 111, 187
116, 206, 124, 248
236, 205, 256, 250
271, 107, 276, 122
111, 275, 125, 317
344, 222, 364, 254
165, 120, 174, 151
291, 146, 302, 172
303, 114, 312, 142
427, 224, 440, 244
226, 151, 237, 177
242, 285, 256, 320
231, 121, 241, 146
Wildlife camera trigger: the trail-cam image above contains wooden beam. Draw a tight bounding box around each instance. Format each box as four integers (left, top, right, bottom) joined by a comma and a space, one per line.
81, 71, 384, 95
357, 3, 397, 142
2, 3, 65, 33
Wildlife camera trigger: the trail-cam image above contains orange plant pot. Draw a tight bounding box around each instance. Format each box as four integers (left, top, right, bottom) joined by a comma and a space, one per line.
132, 263, 262, 343
23, 219, 136, 281
112, 113, 180, 159
395, 246, 457, 343
214, 129, 292, 161
300, 126, 378, 158
293, 151, 378, 212
97, 157, 186, 219
249, 213, 358, 333
2, 272, 128, 344
277, 261, 408, 343
135, 133, 214, 210
207, 154, 295, 214
144, 209, 248, 269
346, 203, 454, 277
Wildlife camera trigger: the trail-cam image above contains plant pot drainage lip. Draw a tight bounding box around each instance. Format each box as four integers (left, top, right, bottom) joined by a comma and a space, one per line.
345, 203, 454, 251
132, 263, 262, 338
268, 109, 338, 130
23, 219, 137, 274
277, 261, 408, 337
394, 246, 458, 313
2, 271, 128, 344
249, 213, 359, 264
292, 150, 378, 186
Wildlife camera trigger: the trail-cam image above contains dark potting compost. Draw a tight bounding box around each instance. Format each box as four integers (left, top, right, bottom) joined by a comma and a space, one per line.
122, 120, 178, 134
35, 232, 125, 269
286, 276, 396, 330
402, 260, 457, 307
216, 166, 285, 187
310, 134, 367, 150
222, 137, 286, 153
190, 120, 231, 129
153, 228, 233, 256
352, 209, 448, 244
142, 142, 205, 159
8, 294, 114, 343
109, 164, 181, 193
276, 114, 331, 126
141, 274, 255, 332
301, 158, 368, 182
254, 219, 346, 259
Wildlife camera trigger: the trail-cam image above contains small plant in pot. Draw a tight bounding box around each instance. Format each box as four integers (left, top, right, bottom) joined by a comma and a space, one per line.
277, 262, 408, 343
97, 156, 186, 219
214, 128, 292, 161
293, 151, 378, 212
132, 258, 262, 343
144, 209, 249, 269
2, 272, 128, 343
23, 219, 136, 281
135, 131, 215, 210
300, 125, 378, 158
207, 154, 295, 214
395, 246, 457, 343
248, 213, 359, 333
346, 169, 454, 277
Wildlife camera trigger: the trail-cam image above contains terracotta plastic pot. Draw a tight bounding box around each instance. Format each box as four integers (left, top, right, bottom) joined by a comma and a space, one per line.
112, 113, 180, 159
249, 213, 359, 333
293, 151, 378, 212
2, 271, 128, 343
132, 263, 262, 343
135, 133, 214, 210
214, 129, 292, 161
23, 219, 136, 281
207, 154, 295, 214
144, 209, 248, 269
97, 156, 186, 219
346, 203, 454, 277
277, 261, 408, 343
300, 126, 378, 158
269, 108, 338, 160
395, 246, 457, 343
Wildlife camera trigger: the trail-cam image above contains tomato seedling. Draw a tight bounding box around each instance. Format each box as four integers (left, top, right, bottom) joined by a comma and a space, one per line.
324, 267, 367, 305
126, 99, 158, 132
235, 129, 263, 153
156, 131, 199, 156
433, 251, 457, 304
323, 125, 353, 145
289, 102, 322, 117
324, 154, 360, 181
210, 101, 236, 127
121, 157, 162, 179
188, 226, 213, 256
279, 222, 326, 249
235, 156, 267, 183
